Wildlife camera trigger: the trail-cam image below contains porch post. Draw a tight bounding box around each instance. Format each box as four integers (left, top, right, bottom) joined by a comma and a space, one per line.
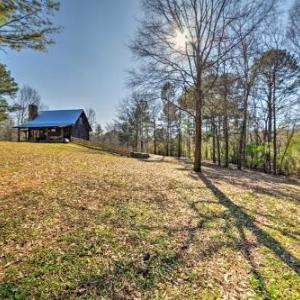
17, 128, 20, 142
45, 128, 49, 142
61, 127, 64, 141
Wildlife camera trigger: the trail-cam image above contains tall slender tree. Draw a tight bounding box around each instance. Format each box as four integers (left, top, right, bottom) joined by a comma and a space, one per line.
161, 82, 176, 156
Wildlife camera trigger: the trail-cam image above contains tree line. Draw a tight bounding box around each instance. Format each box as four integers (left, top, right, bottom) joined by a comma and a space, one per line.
106, 0, 300, 176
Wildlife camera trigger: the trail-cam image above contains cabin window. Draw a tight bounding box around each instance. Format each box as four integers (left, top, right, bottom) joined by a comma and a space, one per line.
78, 117, 83, 125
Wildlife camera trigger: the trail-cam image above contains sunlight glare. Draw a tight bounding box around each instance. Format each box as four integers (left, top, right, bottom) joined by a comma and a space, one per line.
173, 29, 188, 50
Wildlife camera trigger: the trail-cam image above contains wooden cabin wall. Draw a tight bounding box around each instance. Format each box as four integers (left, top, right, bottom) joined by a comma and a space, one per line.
71, 113, 90, 140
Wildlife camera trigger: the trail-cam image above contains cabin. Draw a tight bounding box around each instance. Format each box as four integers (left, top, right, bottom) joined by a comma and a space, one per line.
15, 105, 92, 142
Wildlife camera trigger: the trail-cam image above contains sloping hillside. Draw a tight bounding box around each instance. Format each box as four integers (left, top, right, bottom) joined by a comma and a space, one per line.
0, 142, 299, 299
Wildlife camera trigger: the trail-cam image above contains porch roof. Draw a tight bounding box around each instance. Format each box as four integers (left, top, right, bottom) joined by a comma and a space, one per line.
16, 123, 73, 129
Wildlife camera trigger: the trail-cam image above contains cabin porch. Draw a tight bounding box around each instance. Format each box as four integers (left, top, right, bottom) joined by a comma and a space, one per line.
17, 127, 72, 142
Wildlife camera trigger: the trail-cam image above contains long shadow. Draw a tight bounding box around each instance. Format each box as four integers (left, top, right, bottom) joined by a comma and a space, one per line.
201, 162, 300, 203
198, 173, 300, 276
201, 161, 300, 187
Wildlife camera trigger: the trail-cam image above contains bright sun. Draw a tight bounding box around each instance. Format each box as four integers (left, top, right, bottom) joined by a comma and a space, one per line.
173, 29, 188, 50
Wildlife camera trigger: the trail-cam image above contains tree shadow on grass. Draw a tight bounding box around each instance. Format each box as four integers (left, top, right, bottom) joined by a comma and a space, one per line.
197, 172, 300, 297
201, 162, 300, 203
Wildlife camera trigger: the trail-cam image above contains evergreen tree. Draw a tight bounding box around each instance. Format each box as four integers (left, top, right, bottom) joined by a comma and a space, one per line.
0, 0, 60, 51
0, 64, 18, 122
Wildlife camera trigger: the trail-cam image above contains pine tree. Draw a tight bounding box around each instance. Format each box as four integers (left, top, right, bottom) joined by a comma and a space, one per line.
0, 64, 18, 122
0, 1, 60, 51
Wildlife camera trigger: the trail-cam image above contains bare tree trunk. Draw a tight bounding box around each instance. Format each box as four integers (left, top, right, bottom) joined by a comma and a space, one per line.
165, 100, 170, 156
223, 113, 229, 168
153, 120, 157, 155
273, 106, 277, 175
217, 116, 221, 167
238, 89, 249, 170
223, 72, 229, 168
194, 86, 202, 172
187, 117, 192, 159
272, 76, 277, 175
263, 119, 268, 173
279, 125, 295, 174
205, 120, 208, 160
212, 117, 216, 164
267, 83, 272, 173
139, 117, 144, 152
177, 111, 182, 158
254, 126, 260, 170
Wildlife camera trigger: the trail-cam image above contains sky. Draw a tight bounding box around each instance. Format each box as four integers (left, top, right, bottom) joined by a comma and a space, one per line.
1, 0, 141, 127
0, 0, 295, 127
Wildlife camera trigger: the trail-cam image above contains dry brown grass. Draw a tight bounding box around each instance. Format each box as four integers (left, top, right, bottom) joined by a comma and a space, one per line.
0, 142, 299, 299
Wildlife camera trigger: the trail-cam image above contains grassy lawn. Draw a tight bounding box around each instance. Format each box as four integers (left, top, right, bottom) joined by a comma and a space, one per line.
0, 142, 299, 299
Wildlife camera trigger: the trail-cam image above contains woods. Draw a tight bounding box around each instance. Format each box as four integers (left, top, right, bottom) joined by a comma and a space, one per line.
104, 0, 300, 176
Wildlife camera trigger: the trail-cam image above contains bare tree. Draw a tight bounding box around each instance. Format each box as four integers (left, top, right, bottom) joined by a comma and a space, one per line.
130, 0, 276, 172
15, 85, 44, 125
117, 94, 151, 152
94, 123, 103, 141
86, 108, 96, 132
287, 0, 300, 56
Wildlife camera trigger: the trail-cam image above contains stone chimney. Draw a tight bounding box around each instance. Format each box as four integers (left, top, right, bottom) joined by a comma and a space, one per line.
28, 104, 38, 120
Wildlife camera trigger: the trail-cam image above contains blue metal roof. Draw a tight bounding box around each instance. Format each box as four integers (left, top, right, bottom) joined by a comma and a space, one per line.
15, 109, 84, 128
